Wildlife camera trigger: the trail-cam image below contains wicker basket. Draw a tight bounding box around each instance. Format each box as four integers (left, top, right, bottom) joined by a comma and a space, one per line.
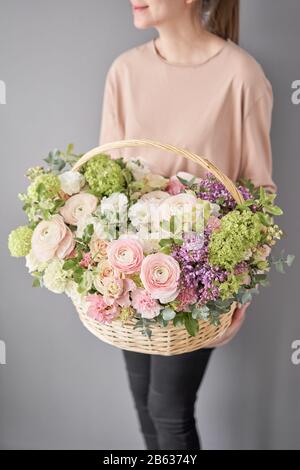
72, 139, 244, 356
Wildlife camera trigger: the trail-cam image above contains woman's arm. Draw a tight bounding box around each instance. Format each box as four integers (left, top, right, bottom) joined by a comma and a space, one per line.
98, 63, 124, 156
239, 83, 277, 193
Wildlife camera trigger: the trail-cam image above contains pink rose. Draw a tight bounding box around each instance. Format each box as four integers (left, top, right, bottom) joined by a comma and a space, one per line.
31, 214, 75, 262
60, 192, 98, 225
89, 235, 108, 262
86, 293, 119, 324
140, 253, 180, 303
101, 277, 136, 307
166, 176, 185, 195
107, 238, 144, 274
131, 288, 161, 319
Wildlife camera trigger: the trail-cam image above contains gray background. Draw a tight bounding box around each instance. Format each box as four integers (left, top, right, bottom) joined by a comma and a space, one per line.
0, 0, 299, 450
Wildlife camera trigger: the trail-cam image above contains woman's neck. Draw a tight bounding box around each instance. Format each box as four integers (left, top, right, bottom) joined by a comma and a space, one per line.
154, 21, 227, 66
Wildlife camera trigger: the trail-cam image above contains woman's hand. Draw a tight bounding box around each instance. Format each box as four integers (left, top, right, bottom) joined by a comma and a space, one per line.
206, 302, 251, 348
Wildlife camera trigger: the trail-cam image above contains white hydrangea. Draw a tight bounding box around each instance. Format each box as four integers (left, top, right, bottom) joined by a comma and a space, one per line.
128, 201, 152, 229
65, 281, 89, 314
26, 250, 48, 273
100, 192, 128, 222
58, 171, 85, 195
43, 259, 69, 294
76, 214, 111, 240
125, 158, 150, 180
140, 190, 170, 203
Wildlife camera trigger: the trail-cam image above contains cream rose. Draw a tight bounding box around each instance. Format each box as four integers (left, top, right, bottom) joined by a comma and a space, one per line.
89, 234, 109, 262
60, 192, 98, 226
31, 214, 75, 262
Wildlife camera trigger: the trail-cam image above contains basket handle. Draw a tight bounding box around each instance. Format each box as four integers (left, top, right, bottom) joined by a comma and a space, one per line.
72, 139, 245, 204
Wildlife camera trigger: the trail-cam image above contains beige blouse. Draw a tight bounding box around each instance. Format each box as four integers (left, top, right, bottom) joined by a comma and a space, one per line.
99, 37, 277, 192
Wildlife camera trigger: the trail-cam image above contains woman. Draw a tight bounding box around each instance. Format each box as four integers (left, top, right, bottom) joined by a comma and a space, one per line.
99, 0, 276, 450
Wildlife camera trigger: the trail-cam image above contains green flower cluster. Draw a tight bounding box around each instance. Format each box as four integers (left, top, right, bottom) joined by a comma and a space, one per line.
27, 173, 61, 201
83, 154, 126, 197
208, 209, 262, 271
8, 226, 33, 257
218, 274, 242, 300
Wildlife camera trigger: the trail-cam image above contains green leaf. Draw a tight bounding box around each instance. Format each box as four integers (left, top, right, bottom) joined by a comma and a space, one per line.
275, 260, 285, 274
173, 313, 184, 327
265, 205, 283, 216
32, 278, 41, 287
161, 308, 176, 321
286, 254, 295, 267
66, 143, 74, 155
184, 314, 199, 337
63, 259, 77, 270
159, 238, 173, 248
82, 223, 94, 243
192, 305, 209, 320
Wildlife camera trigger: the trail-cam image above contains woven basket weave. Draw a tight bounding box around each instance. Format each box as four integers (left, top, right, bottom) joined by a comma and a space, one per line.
72, 139, 244, 356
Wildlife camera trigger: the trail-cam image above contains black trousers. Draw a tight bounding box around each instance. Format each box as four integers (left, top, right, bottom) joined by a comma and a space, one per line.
122, 347, 214, 450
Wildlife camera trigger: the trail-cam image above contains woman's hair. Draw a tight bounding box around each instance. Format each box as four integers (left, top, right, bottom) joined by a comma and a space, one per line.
201, 0, 240, 44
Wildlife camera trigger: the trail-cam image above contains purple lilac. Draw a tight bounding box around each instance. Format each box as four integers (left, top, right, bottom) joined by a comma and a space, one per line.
196, 172, 253, 212
172, 229, 228, 305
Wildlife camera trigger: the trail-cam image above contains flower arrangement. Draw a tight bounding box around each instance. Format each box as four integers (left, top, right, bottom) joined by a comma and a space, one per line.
8, 145, 293, 338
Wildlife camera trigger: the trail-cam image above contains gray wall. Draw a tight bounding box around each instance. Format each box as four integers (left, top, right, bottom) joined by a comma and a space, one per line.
0, 0, 299, 450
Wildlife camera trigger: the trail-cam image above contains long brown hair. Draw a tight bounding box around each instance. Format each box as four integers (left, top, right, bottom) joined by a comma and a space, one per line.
201, 0, 240, 44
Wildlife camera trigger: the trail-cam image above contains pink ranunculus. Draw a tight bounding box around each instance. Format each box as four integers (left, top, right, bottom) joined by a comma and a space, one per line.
107, 238, 144, 274
31, 214, 75, 262
86, 293, 119, 324
131, 288, 161, 319
140, 253, 181, 303
59, 192, 98, 226
166, 176, 186, 195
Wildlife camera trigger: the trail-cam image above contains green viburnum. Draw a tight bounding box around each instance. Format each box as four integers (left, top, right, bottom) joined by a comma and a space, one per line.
218, 273, 242, 300
83, 154, 126, 197
208, 209, 262, 271
8, 226, 33, 257
27, 173, 61, 201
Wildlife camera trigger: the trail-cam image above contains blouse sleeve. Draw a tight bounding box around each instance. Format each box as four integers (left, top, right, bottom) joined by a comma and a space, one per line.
240, 84, 277, 193
98, 63, 124, 157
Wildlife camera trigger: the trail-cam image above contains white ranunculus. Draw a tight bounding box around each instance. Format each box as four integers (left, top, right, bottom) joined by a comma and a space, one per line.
58, 171, 85, 195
